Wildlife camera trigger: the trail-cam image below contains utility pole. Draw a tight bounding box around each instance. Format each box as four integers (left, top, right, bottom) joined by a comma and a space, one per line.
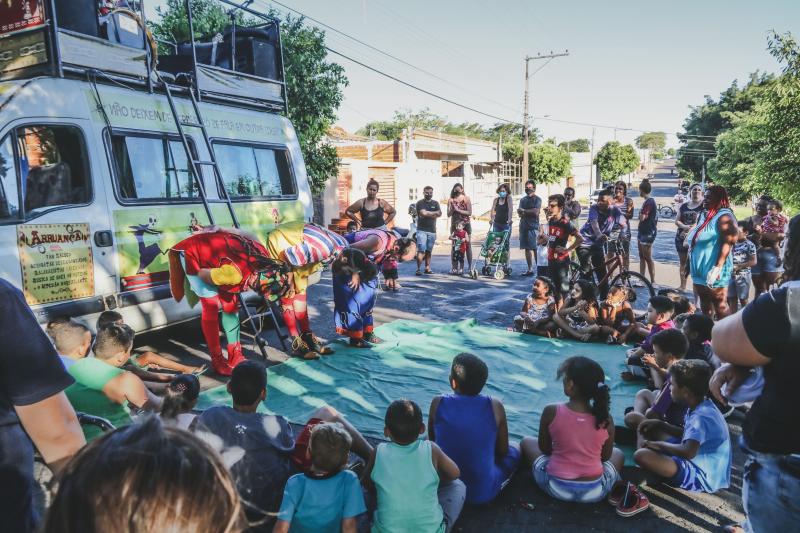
589, 127, 596, 191
522, 50, 569, 181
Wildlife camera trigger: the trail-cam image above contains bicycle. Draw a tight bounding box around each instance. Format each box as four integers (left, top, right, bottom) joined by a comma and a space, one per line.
657, 203, 676, 218
567, 232, 655, 319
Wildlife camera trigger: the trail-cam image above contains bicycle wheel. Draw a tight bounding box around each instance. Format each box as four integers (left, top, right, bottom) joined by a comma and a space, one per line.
610, 271, 655, 320
659, 205, 675, 218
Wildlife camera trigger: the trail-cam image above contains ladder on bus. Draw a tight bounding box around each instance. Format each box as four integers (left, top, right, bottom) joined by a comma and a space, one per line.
160, 77, 289, 358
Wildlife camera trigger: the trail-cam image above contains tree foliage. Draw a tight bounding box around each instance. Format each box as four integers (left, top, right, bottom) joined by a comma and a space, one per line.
594, 141, 640, 182
635, 131, 666, 151
709, 31, 800, 210
558, 138, 590, 152
151, 0, 348, 194
354, 108, 541, 161
667, 148, 676, 156
677, 72, 776, 179
529, 143, 572, 184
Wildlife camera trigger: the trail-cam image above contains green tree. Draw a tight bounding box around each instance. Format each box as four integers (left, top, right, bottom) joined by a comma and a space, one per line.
594, 141, 639, 182
151, 0, 348, 194
557, 138, 590, 152
667, 147, 676, 156
529, 143, 572, 184
635, 131, 666, 151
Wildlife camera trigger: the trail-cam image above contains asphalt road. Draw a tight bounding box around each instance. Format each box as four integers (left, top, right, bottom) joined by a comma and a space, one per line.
132, 159, 745, 532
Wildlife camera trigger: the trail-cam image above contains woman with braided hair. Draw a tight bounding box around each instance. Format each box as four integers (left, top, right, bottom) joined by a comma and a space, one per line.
685, 185, 738, 318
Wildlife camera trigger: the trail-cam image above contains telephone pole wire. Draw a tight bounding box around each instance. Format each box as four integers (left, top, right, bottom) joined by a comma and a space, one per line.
523, 50, 569, 181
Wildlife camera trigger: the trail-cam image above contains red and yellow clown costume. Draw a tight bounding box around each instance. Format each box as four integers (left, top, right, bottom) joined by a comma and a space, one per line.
169, 222, 347, 374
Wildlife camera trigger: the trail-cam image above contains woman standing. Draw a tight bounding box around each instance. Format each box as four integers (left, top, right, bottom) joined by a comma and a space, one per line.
448, 183, 474, 274
490, 183, 514, 232
613, 181, 634, 271
685, 185, 738, 318
333, 229, 416, 347
637, 180, 658, 284
345, 179, 396, 230
675, 184, 704, 291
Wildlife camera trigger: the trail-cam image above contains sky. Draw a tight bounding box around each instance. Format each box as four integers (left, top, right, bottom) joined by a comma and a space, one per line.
146, 0, 800, 149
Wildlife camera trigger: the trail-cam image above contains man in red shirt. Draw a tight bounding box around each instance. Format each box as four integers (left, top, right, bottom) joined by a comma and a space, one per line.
539, 194, 583, 301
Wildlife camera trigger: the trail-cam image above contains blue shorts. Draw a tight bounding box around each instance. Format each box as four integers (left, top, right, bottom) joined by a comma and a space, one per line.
533, 455, 620, 503
415, 230, 436, 253
668, 456, 710, 492
638, 230, 657, 245
754, 247, 782, 274
728, 272, 752, 301
519, 223, 539, 250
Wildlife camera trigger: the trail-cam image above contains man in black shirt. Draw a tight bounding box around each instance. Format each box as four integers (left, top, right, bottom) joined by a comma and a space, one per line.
0, 280, 85, 532
414, 185, 442, 275
710, 214, 800, 532
517, 180, 542, 276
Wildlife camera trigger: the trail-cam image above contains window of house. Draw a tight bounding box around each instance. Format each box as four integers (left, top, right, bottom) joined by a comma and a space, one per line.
213, 142, 296, 199
111, 134, 197, 201
0, 125, 91, 221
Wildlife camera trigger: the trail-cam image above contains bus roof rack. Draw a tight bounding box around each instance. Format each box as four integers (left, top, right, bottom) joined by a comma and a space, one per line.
0, 0, 287, 114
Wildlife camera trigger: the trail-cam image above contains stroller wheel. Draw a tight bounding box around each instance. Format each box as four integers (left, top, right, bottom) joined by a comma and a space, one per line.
506, 267, 513, 276
494, 270, 505, 280
482, 266, 490, 276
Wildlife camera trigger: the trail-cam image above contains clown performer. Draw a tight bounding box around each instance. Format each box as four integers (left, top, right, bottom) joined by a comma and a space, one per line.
333, 229, 416, 347
169, 222, 347, 375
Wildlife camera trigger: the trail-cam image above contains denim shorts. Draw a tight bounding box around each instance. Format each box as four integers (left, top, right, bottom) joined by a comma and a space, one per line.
415, 230, 436, 253
533, 455, 620, 503
519, 223, 539, 250
728, 272, 752, 301
742, 441, 800, 533
755, 247, 783, 274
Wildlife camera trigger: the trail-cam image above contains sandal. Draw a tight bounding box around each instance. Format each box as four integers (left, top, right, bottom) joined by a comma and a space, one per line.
364, 333, 384, 344
424, 269, 433, 274
416, 270, 422, 276
607, 481, 629, 507
349, 338, 371, 348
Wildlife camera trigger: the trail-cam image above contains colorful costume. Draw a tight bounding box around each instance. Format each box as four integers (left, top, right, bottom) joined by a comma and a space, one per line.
169, 223, 346, 373
334, 229, 397, 341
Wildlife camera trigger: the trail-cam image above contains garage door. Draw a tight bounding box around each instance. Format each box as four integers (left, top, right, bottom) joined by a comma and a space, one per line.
368, 167, 396, 207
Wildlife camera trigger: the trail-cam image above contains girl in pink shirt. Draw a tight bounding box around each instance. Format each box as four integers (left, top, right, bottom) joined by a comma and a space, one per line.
521, 357, 645, 510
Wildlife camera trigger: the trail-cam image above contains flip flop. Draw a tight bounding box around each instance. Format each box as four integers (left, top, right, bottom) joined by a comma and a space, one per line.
415, 270, 422, 276
424, 269, 433, 274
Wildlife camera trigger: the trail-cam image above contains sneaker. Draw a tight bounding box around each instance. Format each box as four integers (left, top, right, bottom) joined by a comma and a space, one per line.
301, 332, 334, 356
616, 484, 650, 517
607, 481, 629, 507
289, 337, 319, 360
364, 332, 384, 344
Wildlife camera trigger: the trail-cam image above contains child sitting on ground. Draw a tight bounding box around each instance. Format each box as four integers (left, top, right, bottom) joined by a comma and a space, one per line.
275, 422, 366, 533
429, 353, 521, 505
450, 221, 468, 275
758, 199, 788, 263
634, 359, 731, 493
367, 399, 465, 533
346, 220, 359, 233
597, 286, 637, 345
623, 295, 675, 381
552, 280, 601, 342
679, 313, 720, 369
520, 356, 649, 516
624, 329, 689, 447
513, 276, 558, 337
657, 288, 695, 317
160, 374, 201, 431
97, 311, 206, 377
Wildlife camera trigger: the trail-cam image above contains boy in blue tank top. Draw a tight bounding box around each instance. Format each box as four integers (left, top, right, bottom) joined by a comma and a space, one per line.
428, 353, 522, 504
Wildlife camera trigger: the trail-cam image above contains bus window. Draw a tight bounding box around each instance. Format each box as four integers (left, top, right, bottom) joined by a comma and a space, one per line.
111, 134, 197, 201
213, 141, 296, 199
17, 125, 91, 217
0, 134, 19, 220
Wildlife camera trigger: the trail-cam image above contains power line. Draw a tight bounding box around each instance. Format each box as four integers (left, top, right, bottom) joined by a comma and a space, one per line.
325, 46, 522, 125
259, 0, 521, 117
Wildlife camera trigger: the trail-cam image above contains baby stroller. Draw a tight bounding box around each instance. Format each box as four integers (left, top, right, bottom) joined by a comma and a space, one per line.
476, 229, 512, 280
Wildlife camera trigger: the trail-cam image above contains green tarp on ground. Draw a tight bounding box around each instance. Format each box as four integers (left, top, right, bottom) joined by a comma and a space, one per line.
198, 319, 641, 442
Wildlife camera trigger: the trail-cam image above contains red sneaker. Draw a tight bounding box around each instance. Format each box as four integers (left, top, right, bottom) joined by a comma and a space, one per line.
210, 352, 233, 376
616, 484, 650, 517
